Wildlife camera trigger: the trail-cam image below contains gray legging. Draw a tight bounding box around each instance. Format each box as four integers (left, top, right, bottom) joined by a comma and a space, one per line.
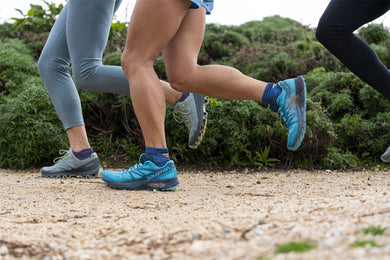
38, 0, 129, 130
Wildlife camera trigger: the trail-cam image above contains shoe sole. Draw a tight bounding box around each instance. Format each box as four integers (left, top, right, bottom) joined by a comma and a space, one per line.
188, 94, 209, 149
101, 176, 179, 191
381, 151, 390, 162
289, 76, 306, 151
41, 167, 103, 179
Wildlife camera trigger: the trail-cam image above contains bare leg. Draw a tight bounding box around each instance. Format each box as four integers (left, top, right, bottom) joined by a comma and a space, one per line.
66, 126, 90, 152
121, 0, 191, 148
162, 8, 266, 101
101, 0, 306, 190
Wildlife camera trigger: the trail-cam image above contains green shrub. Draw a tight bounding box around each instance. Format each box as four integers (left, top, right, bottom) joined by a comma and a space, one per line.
0, 39, 38, 97
323, 147, 359, 169
0, 83, 67, 169
359, 85, 390, 117
165, 99, 283, 167
103, 51, 122, 66
296, 99, 336, 168
105, 21, 127, 54
6, 1, 63, 58
12, 1, 63, 33
359, 24, 390, 45
370, 43, 390, 67
1, 10, 390, 169
237, 16, 309, 43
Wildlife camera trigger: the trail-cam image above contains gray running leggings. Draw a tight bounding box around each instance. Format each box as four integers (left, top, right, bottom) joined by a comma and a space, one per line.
38, 0, 129, 130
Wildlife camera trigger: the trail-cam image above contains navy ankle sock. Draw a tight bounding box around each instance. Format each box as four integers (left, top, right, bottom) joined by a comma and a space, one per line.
175, 92, 189, 105
72, 148, 93, 160
262, 83, 281, 112
145, 147, 170, 167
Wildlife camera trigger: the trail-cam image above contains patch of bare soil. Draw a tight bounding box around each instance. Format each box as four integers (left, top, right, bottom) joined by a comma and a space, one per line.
0, 168, 389, 259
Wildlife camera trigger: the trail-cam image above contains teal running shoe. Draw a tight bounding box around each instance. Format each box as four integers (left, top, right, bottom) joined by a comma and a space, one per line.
381, 147, 390, 162
41, 148, 102, 178
276, 76, 306, 151
101, 154, 179, 191
174, 93, 208, 149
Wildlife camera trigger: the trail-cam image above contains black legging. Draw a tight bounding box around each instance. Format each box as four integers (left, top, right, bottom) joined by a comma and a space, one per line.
316, 0, 390, 100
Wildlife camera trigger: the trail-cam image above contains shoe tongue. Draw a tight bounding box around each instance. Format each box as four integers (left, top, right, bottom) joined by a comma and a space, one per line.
139, 153, 153, 163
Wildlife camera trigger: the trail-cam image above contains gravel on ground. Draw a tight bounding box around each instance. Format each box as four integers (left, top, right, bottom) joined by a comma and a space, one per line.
0, 168, 389, 259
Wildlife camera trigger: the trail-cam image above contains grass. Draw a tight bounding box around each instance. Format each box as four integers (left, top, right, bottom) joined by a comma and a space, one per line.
276, 240, 317, 253
351, 239, 380, 248
360, 226, 387, 236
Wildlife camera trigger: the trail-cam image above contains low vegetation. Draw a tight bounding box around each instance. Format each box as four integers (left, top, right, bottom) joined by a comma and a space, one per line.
1, 2, 389, 169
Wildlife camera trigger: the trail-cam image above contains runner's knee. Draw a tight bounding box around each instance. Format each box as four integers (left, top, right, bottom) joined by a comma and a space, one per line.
169, 74, 192, 92
316, 19, 333, 46
37, 52, 69, 84
167, 66, 198, 92
316, 18, 352, 47
72, 61, 102, 91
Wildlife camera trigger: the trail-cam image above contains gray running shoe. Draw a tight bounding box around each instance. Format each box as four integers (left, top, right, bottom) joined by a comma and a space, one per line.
41, 148, 103, 178
381, 147, 390, 162
174, 93, 208, 149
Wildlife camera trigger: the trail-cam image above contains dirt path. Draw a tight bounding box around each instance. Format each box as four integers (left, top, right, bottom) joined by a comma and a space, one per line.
0, 168, 389, 259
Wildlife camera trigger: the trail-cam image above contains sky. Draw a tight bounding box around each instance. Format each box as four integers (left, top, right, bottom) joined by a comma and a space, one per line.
0, 0, 389, 29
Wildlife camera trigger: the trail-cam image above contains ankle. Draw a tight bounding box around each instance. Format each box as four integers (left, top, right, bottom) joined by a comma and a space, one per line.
145, 147, 170, 167
174, 92, 189, 105
262, 83, 281, 112
72, 148, 93, 160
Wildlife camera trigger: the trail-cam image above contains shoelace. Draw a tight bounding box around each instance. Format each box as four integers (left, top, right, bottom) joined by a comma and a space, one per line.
124, 161, 145, 175
173, 104, 191, 129
53, 149, 71, 163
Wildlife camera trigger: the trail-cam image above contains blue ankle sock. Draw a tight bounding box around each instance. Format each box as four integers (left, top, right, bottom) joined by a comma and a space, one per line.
145, 147, 170, 167
175, 92, 189, 105
262, 83, 281, 112
72, 148, 93, 160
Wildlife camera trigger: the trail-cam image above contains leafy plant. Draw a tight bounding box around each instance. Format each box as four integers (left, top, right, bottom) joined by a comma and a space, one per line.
0, 84, 67, 169
12, 1, 63, 33
276, 240, 317, 253
351, 240, 380, 248
1, 8, 390, 169
105, 21, 128, 54
0, 39, 38, 97
323, 147, 359, 169
240, 145, 280, 169
359, 24, 390, 45
360, 226, 387, 236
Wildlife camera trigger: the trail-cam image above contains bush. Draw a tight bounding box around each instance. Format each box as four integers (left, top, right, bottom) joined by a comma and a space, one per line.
359, 24, 390, 45
0, 83, 67, 169
165, 99, 282, 167
1, 7, 390, 170
102, 51, 122, 66
4, 1, 63, 58
0, 39, 38, 97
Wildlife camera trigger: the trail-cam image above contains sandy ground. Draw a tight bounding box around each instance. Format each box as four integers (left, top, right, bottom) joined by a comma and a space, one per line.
0, 168, 389, 260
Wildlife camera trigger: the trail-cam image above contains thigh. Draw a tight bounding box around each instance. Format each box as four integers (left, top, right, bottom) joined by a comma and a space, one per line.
123, 0, 191, 65
66, 0, 117, 66
320, 0, 390, 32
40, 3, 70, 63
162, 8, 206, 80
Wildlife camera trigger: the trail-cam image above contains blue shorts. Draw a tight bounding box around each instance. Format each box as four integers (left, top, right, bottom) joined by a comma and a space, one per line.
189, 0, 214, 14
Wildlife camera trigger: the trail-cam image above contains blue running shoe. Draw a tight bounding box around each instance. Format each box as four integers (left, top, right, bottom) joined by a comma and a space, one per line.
101, 154, 179, 191
276, 76, 306, 151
